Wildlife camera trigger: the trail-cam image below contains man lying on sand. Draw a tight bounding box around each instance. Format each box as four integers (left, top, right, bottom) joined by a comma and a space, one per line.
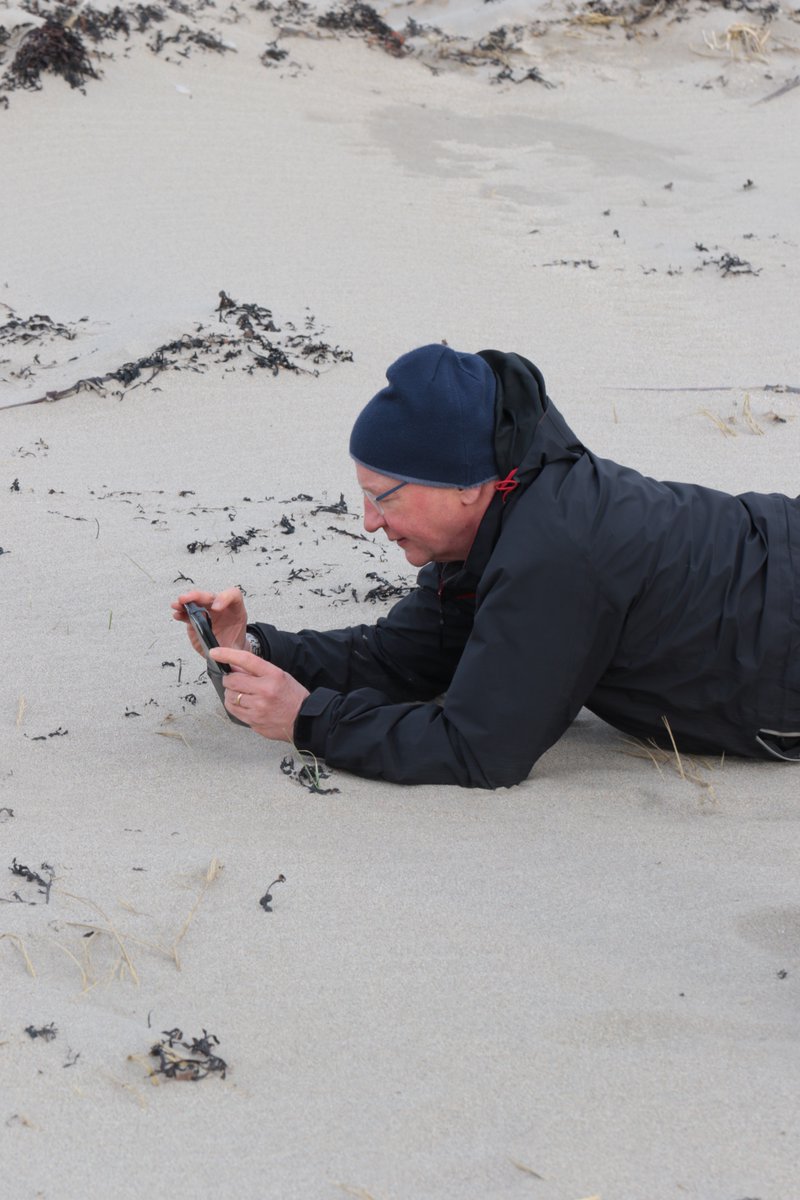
172, 344, 800, 787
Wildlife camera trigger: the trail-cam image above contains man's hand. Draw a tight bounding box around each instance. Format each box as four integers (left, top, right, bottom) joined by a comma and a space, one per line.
171, 587, 248, 657
210, 647, 310, 742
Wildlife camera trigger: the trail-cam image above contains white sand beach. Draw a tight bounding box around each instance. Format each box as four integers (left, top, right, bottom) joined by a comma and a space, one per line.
1, 0, 799, 1196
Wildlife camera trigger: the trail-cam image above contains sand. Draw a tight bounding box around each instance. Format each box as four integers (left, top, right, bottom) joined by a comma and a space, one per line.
1, 0, 799, 1196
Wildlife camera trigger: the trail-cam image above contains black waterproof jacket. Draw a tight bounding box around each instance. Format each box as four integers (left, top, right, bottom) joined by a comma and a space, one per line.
250, 351, 800, 787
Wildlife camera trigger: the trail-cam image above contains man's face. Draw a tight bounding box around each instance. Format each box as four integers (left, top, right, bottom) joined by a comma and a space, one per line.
355, 464, 486, 567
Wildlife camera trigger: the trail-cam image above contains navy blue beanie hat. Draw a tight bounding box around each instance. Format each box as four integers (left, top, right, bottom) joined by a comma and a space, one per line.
349, 344, 499, 488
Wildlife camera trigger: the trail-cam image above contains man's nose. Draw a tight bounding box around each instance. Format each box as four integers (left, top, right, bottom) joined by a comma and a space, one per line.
363, 498, 385, 533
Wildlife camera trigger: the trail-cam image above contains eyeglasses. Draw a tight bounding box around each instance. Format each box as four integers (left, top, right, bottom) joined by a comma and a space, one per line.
361, 480, 408, 515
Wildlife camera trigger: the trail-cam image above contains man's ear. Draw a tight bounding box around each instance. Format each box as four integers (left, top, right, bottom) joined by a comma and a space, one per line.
458, 482, 494, 507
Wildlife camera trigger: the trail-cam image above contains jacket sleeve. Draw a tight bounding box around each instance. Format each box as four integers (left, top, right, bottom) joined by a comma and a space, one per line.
291, 518, 627, 788
249, 564, 474, 703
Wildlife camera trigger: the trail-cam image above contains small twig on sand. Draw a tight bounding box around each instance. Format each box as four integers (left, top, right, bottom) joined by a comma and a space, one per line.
510, 1159, 546, 1179
123, 553, 156, 582
16, 696, 26, 726
604, 384, 800, 394
756, 74, 800, 104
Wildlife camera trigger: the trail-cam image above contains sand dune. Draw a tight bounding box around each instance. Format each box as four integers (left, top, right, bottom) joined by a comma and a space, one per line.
1, 2, 799, 1196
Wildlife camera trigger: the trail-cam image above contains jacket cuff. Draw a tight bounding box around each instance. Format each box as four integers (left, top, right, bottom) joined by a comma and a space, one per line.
293, 688, 340, 757
247, 622, 298, 667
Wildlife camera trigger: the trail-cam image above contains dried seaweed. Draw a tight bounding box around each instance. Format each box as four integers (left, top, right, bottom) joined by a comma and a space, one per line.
148, 1027, 227, 1080
311, 493, 348, 516
493, 64, 554, 86
542, 258, 599, 269
327, 525, 368, 541
0, 310, 77, 346
28, 726, 69, 740
317, 2, 406, 57
149, 23, 234, 55
24, 1022, 57, 1041
224, 527, 261, 552
260, 39, 288, 64
363, 571, 412, 603
4, 292, 353, 411
280, 753, 339, 794
0, 890, 36, 906
73, 4, 165, 43
259, 873, 286, 911
10, 858, 54, 903
577, 0, 689, 25
4, 18, 99, 92
697, 250, 761, 276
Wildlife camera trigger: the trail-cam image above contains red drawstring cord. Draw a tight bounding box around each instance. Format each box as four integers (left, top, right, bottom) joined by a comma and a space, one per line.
495, 468, 519, 503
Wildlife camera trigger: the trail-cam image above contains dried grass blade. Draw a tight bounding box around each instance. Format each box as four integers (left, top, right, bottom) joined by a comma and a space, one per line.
0, 932, 36, 976
701, 409, 737, 437
57, 891, 140, 986
52, 939, 94, 992
661, 715, 686, 780
171, 858, 222, 970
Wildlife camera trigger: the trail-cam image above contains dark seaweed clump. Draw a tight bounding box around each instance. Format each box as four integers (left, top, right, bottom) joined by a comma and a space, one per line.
0, 309, 77, 346
149, 1028, 227, 1081
12, 291, 353, 409
4, 18, 98, 92
149, 24, 233, 55
25, 1022, 58, 1040
317, 1, 406, 56
10, 857, 55, 903
73, 4, 167, 42
259, 873, 286, 911
579, 0, 778, 25
280, 754, 339, 794
363, 571, 413, 603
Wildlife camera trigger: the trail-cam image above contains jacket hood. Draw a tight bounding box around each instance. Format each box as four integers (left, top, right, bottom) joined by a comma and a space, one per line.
440, 349, 587, 583
478, 349, 585, 490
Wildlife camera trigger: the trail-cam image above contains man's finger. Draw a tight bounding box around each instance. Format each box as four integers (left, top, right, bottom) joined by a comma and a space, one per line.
210, 587, 242, 612
171, 590, 216, 617
223, 676, 249, 700
210, 646, 278, 677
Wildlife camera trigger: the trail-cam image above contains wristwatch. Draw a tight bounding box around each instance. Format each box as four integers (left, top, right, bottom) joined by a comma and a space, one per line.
245, 631, 262, 657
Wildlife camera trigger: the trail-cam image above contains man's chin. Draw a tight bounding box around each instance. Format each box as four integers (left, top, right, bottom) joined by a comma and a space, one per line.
400, 543, 432, 567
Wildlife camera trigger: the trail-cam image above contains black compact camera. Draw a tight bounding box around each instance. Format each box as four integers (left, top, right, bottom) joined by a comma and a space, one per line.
183, 601, 248, 727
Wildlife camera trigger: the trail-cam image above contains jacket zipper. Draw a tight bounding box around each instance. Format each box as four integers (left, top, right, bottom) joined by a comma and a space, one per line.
437, 567, 446, 651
